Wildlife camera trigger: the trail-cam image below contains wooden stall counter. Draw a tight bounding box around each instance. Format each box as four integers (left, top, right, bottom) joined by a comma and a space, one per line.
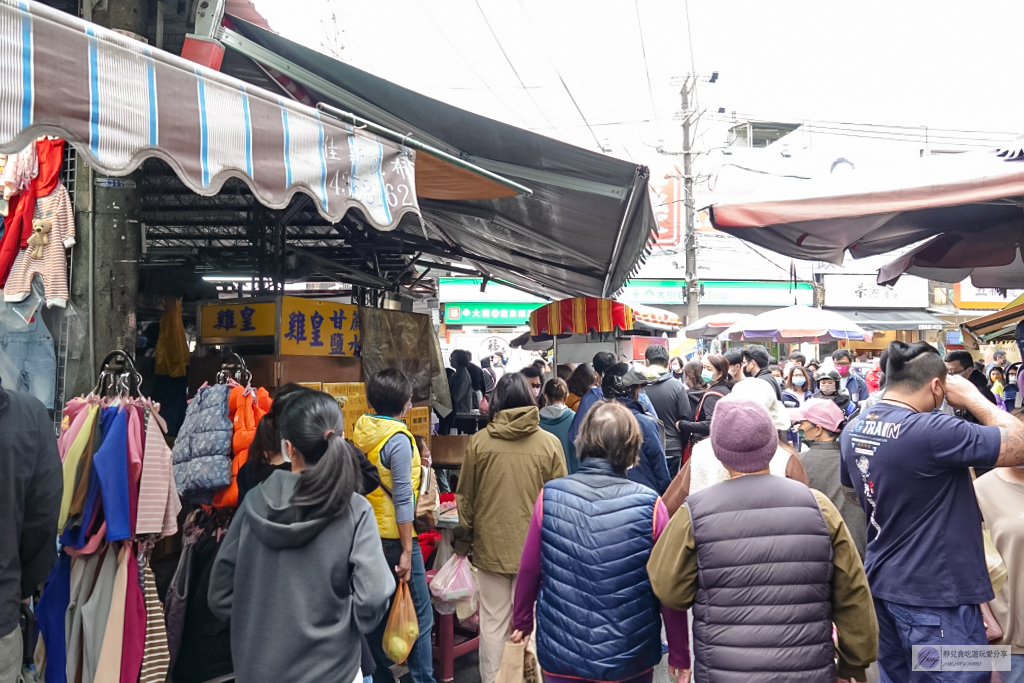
431, 435, 472, 467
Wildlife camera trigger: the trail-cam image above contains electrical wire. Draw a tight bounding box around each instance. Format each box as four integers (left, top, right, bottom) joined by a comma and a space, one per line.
708, 111, 1017, 144
513, 0, 603, 151
711, 110, 1019, 137
683, 0, 699, 114
634, 0, 657, 121
703, 116, 1008, 148
416, 0, 532, 129
473, 0, 560, 134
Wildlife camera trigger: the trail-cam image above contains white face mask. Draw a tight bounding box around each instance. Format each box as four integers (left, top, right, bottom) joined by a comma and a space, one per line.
280, 439, 292, 463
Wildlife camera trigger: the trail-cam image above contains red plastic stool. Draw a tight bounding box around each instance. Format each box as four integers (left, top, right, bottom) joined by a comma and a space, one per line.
426, 569, 479, 682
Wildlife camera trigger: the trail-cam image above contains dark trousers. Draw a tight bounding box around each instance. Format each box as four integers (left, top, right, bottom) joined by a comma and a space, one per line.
368, 539, 436, 683
875, 598, 989, 682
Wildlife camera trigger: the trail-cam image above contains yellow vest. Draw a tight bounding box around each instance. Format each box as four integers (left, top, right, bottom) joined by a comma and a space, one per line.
351, 414, 421, 539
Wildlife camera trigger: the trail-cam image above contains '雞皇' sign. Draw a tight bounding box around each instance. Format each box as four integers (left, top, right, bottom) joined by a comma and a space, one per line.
200, 302, 276, 338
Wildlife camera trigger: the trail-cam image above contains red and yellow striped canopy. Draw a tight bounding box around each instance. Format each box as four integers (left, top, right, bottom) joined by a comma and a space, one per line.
529, 298, 634, 336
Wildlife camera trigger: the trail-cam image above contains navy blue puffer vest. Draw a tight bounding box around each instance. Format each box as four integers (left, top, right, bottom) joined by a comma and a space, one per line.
536, 458, 662, 681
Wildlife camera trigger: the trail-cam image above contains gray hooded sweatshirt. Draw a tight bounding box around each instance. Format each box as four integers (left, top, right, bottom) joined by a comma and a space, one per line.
208, 471, 395, 683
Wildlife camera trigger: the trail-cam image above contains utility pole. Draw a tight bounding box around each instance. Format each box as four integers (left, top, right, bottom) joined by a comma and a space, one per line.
681, 76, 699, 326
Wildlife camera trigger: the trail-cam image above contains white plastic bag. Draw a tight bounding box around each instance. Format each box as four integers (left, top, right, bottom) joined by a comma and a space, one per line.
429, 554, 475, 602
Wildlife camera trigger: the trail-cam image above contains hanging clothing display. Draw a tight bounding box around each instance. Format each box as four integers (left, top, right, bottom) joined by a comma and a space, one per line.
0, 137, 68, 289
171, 383, 233, 504
165, 509, 235, 683
0, 312, 57, 408
35, 354, 181, 683
4, 182, 75, 307
212, 384, 272, 508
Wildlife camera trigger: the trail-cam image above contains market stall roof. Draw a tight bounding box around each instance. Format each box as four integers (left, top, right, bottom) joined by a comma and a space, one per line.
0, 0, 441, 230
219, 17, 658, 299
707, 149, 1024, 275
960, 302, 1024, 348
831, 309, 947, 332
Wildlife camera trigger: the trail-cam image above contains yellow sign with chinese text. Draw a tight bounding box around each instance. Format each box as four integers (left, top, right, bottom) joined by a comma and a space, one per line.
280, 297, 361, 357
200, 302, 276, 338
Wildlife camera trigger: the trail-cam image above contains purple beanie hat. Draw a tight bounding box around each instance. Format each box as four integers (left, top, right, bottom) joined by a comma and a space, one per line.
709, 399, 777, 473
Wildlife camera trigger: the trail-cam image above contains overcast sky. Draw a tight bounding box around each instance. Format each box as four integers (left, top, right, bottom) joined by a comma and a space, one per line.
252, 0, 1023, 167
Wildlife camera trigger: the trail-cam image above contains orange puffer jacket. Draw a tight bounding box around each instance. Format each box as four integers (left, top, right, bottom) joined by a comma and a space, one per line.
213, 385, 272, 508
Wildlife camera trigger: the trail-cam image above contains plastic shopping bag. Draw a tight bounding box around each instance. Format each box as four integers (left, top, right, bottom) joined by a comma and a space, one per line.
382, 581, 419, 665
455, 566, 479, 620
429, 554, 475, 602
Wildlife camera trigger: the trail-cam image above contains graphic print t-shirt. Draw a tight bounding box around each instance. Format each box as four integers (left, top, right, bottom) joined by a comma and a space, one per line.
839, 403, 1000, 607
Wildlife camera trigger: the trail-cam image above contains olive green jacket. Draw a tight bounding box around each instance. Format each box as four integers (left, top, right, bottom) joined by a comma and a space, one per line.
454, 406, 567, 574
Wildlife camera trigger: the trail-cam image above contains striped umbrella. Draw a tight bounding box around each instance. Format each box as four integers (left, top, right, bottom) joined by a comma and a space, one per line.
722, 305, 870, 343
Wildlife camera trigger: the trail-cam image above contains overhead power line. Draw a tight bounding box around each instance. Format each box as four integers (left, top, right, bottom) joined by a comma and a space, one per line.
473, 0, 560, 134
514, 0, 603, 151
634, 0, 657, 121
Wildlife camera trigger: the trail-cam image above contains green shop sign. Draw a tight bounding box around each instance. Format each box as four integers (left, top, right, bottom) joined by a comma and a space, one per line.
443, 302, 543, 325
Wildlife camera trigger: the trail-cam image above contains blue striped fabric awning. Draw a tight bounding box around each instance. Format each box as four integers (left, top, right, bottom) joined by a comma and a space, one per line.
0, 0, 419, 229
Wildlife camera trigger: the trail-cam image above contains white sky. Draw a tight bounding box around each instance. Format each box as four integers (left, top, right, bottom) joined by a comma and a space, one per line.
252, 0, 1024, 167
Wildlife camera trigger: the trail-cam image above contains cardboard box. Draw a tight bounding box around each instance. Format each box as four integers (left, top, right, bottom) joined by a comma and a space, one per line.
406, 407, 431, 437
323, 382, 364, 397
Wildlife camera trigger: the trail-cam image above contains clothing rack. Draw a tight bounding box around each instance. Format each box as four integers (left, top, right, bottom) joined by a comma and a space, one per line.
92, 349, 143, 398
216, 352, 251, 386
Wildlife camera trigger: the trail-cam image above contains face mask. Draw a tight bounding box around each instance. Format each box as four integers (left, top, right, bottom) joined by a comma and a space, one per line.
671, 363, 681, 372
820, 384, 836, 396
793, 376, 807, 387
933, 382, 946, 412
280, 439, 292, 463
532, 387, 541, 398
743, 365, 756, 378
837, 365, 850, 377
1010, 375, 1017, 384
797, 429, 807, 443
700, 369, 714, 384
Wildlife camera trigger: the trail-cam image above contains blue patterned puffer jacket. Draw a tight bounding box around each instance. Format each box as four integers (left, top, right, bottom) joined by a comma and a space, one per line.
172, 384, 233, 503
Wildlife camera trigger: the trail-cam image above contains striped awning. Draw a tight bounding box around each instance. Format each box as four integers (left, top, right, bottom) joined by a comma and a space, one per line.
530, 298, 634, 336
526, 297, 682, 338
0, 0, 419, 229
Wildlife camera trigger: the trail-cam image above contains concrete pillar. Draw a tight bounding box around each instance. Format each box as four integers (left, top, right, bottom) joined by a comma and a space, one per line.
69, 160, 141, 396
64, 0, 146, 398
91, 0, 147, 37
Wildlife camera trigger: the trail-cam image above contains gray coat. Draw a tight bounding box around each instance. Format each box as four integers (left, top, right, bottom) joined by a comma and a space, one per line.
686, 474, 835, 682
208, 472, 395, 683
799, 440, 867, 558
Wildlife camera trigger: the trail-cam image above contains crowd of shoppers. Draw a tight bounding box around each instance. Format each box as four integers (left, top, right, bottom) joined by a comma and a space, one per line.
13, 339, 1024, 683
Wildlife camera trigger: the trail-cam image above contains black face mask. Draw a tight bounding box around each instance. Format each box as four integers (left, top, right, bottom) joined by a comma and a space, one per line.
743, 364, 757, 378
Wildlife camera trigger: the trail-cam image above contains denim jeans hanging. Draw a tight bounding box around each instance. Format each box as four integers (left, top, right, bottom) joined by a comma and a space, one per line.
0, 312, 56, 408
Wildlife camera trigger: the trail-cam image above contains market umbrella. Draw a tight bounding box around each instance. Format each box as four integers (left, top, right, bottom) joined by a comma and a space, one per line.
722, 305, 870, 343
685, 313, 755, 339
707, 145, 1024, 271
877, 225, 1024, 288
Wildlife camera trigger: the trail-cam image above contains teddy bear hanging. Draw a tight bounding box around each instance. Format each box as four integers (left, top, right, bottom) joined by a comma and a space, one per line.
27, 218, 51, 259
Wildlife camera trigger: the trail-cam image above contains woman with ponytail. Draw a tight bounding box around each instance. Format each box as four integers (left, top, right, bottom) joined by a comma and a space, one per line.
209, 390, 395, 683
